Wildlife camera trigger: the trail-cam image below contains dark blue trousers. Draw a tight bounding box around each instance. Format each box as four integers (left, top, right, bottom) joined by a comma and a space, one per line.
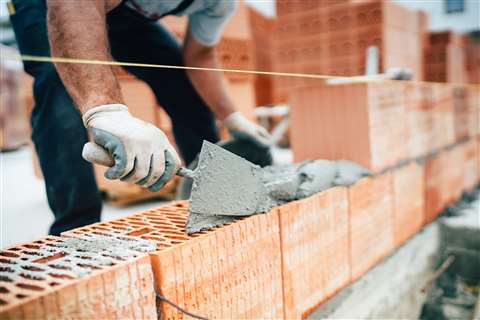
10, 0, 219, 235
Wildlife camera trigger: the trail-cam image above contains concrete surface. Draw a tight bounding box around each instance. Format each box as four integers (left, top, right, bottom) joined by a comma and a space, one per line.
309, 223, 440, 320
1, 147, 168, 249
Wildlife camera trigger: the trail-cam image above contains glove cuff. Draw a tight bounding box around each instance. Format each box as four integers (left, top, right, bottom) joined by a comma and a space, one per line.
82, 104, 129, 128
223, 111, 243, 129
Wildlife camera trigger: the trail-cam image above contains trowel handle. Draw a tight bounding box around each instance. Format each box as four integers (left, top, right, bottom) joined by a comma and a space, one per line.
83, 142, 195, 179
177, 167, 195, 179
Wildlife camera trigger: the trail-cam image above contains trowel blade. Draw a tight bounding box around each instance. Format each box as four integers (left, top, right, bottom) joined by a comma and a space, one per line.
188, 141, 272, 216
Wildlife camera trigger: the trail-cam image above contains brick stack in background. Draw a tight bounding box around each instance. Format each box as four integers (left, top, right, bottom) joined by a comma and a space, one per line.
424, 31, 469, 83
0, 45, 29, 151
249, 0, 426, 105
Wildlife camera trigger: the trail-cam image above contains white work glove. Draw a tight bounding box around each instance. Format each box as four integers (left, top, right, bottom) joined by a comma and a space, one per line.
224, 111, 272, 147
82, 104, 181, 191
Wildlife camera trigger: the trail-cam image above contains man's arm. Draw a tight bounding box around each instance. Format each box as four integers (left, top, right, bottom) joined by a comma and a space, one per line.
183, 31, 235, 121
183, 31, 271, 146
46, 0, 181, 190
47, 0, 123, 112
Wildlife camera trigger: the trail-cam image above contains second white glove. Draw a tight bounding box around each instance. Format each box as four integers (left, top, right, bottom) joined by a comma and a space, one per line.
82, 104, 181, 191
224, 111, 272, 147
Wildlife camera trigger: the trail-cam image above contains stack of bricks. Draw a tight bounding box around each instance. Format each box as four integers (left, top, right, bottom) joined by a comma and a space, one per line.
289, 81, 478, 172
249, 0, 426, 105
424, 31, 469, 83
2, 144, 478, 318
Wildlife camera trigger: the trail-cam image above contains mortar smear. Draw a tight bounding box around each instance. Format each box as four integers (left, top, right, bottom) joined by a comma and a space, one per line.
186, 157, 371, 234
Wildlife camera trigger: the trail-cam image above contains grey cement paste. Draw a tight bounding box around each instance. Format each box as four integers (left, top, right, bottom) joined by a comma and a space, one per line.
186, 145, 371, 234
0, 235, 156, 281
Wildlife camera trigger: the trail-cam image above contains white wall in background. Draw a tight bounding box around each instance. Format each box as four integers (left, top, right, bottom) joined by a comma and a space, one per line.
393, 0, 480, 32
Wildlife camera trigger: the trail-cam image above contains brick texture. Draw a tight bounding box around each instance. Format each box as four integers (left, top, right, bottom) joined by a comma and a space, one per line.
424, 152, 449, 223
0, 237, 156, 319
392, 162, 425, 247
63, 201, 284, 319
348, 173, 394, 281
462, 139, 478, 192
290, 82, 408, 172
278, 187, 350, 318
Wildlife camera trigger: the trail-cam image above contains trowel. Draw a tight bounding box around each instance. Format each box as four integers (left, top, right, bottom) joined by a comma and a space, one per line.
83, 140, 273, 217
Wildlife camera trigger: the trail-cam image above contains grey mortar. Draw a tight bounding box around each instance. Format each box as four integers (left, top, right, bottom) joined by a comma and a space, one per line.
0, 234, 156, 282
186, 151, 371, 234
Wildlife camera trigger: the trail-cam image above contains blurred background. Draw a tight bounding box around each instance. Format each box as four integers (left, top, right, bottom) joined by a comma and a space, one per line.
1, 0, 479, 245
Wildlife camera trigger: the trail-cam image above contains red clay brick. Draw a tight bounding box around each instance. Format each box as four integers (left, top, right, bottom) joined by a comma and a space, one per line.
462, 139, 478, 192
0, 237, 157, 319
424, 152, 450, 223
278, 187, 350, 319
64, 201, 284, 319
392, 162, 425, 247
348, 173, 394, 281
290, 82, 408, 172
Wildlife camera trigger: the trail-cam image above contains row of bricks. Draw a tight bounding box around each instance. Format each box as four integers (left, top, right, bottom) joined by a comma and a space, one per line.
289, 82, 479, 172
1, 138, 477, 319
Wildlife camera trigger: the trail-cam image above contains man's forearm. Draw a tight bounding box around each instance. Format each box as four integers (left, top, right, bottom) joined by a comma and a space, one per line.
183, 36, 235, 121
47, 0, 123, 113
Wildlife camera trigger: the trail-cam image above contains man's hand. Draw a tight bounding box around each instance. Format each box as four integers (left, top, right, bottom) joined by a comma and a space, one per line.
224, 112, 272, 147
82, 104, 181, 191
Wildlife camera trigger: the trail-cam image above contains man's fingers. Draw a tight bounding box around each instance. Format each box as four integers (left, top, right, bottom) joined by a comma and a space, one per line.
92, 128, 131, 179
144, 151, 166, 188
148, 150, 177, 192
82, 142, 114, 167
121, 154, 151, 184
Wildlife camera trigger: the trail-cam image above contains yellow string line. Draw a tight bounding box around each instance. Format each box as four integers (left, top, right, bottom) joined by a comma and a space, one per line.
1, 54, 480, 88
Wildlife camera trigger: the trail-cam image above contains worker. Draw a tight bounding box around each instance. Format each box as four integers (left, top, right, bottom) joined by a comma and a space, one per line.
9, 0, 271, 235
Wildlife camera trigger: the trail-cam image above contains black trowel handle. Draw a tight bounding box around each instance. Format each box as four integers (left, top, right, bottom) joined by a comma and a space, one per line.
83, 142, 195, 179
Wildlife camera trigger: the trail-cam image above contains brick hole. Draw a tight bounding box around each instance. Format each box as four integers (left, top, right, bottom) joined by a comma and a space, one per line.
74, 255, 93, 260
16, 283, 44, 291
92, 226, 111, 232
164, 234, 189, 241
34, 241, 44, 244
76, 263, 101, 270
19, 273, 45, 281
0, 266, 14, 273
20, 258, 28, 261
7, 247, 21, 251
34, 252, 66, 264
127, 227, 155, 236
16, 294, 29, 299
100, 254, 122, 262
48, 273, 75, 280
92, 231, 110, 236
128, 221, 149, 228
0, 275, 13, 283
49, 282, 60, 287
0, 258, 16, 265
109, 221, 127, 226
0, 298, 6, 305
170, 240, 184, 245
0, 286, 9, 294
156, 243, 170, 250
48, 264, 71, 271
23, 251, 43, 257
23, 244, 41, 250
21, 265, 45, 272
0, 252, 19, 258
